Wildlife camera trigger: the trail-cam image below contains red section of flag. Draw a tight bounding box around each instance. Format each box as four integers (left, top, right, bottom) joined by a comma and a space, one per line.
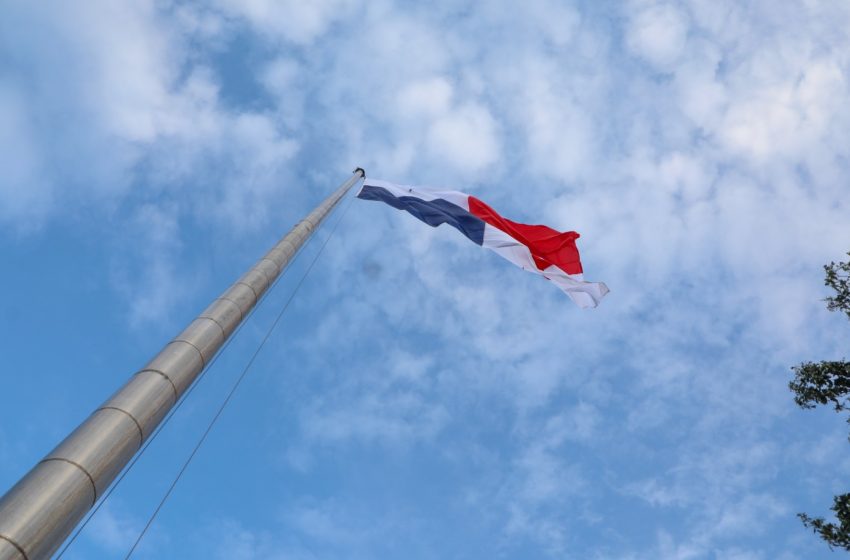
468, 196, 583, 275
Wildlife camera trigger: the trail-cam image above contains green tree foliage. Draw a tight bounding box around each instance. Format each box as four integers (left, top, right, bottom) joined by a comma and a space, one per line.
799, 495, 850, 552
825, 256, 850, 320
790, 253, 850, 551
790, 361, 850, 415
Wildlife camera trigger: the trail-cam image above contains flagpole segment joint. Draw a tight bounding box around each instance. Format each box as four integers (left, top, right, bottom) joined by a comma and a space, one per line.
0, 534, 28, 560
0, 169, 365, 560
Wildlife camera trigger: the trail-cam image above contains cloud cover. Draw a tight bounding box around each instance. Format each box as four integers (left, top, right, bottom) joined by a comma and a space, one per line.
2, 0, 850, 559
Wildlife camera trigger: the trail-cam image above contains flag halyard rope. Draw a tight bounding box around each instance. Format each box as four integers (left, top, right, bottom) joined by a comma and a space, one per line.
55, 186, 357, 559
122, 189, 357, 559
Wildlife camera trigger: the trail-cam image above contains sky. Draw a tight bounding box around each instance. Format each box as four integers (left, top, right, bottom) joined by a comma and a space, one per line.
1, 0, 850, 558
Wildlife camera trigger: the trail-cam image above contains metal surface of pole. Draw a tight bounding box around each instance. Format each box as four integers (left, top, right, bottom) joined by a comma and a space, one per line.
0, 169, 364, 560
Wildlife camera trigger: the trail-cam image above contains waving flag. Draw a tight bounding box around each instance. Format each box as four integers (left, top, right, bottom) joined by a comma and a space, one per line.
358, 179, 609, 308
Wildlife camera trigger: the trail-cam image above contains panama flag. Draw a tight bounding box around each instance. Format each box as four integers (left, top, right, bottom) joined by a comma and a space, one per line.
358, 179, 609, 308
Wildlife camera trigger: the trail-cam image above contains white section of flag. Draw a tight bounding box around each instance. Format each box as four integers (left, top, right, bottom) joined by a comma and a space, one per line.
482, 225, 609, 308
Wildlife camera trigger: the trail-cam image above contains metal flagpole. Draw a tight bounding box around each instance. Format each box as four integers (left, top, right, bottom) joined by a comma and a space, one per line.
0, 169, 364, 560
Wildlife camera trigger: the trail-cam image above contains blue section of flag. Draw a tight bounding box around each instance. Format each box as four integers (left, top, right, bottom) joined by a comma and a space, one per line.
358, 185, 485, 245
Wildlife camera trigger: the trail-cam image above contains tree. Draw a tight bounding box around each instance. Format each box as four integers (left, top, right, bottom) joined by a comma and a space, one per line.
790, 253, 850, 551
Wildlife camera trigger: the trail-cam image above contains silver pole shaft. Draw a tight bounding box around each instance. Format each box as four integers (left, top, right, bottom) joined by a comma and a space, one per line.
0, 169, 364, 560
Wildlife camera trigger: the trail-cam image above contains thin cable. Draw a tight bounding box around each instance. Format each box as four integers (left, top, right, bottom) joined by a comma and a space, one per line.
123, 191, 357, 559
54, 190, 353, 560
56, 251, 301, 560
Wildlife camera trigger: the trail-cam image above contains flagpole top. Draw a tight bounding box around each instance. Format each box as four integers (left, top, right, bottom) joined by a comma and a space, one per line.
353, 167, 366, 178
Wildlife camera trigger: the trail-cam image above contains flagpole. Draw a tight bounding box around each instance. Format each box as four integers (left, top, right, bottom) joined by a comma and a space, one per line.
0, 169, 364, 560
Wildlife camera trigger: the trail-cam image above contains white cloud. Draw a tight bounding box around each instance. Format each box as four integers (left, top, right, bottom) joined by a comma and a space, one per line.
654, 530, 705, 560
212, 0, 361, 45
718, 58, 848, 164
85, 503, 140, 554
522, 0, 581, 47
396, 77, 453, 118
505, 54, 601, 184
627, 3, 690, 71
426, 103, 500, 174
672, 39, 726, 130
494, 411, 591, 554
0, 84, 51, 228
295, 347, 449, 447
196, 519, 288, 560
71, 1, 178, 143
0, 0, 305, 324
120, 203, 187, 327
301, 391, 448, 445
261, 58, 300, 96
0, 0, 299, 212
712, 493, 788, 539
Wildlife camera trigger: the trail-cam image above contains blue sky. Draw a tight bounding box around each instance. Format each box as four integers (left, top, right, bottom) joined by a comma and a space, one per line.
2, 1, 850, 558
